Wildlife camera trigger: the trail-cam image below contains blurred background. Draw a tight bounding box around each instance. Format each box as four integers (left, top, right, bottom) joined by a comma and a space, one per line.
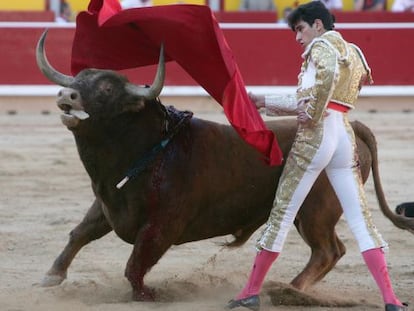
0, 0, 408, 22
0, 0, 413, 111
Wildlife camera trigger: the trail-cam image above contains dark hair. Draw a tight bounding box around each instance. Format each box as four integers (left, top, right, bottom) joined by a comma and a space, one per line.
287, 1, 335, 31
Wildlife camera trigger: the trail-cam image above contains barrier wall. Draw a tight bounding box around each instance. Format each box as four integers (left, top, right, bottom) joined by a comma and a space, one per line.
1, 22, 413, 89
0, 11, 54, 21
213, 11, 414, 23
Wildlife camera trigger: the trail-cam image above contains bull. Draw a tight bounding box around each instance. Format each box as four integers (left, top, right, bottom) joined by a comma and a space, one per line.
36, 30, 414, 301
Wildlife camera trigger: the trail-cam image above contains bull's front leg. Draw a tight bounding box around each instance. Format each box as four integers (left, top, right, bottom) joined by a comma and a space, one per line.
125, 222, 172, 301
41, 199, 112, 286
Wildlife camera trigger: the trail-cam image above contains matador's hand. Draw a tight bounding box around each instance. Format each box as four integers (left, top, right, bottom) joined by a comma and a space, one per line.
297, 97, 312, 126
297, 110, 312, 125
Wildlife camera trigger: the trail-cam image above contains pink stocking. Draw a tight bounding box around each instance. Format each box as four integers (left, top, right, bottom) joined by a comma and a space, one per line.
237, 249, 279, 299
362, 248, 402, 305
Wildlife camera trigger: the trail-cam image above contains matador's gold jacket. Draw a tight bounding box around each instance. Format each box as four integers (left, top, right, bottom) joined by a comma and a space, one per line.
265, 31, 372, 123
297, 30, 372, 122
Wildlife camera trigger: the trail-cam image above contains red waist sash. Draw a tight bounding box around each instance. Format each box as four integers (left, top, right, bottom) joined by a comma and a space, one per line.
327, 102, 350, 113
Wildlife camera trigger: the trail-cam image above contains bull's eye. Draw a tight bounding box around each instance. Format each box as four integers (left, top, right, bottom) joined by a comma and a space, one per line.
98, 80, 114, 96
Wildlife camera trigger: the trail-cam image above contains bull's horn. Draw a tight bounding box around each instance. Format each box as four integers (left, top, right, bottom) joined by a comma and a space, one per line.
36, 29, 74, 87
125, 43, 165, 99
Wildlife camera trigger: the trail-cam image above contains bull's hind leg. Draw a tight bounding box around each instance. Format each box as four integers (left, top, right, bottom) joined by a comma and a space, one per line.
290, 190, 346, 291
41, 199, 112, 286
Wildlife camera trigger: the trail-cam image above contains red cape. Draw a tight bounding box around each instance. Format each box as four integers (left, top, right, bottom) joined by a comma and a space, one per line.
72, 0, 283, 165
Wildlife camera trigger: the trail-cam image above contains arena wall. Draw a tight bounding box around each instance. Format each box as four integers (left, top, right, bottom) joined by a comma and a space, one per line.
0, 21, 413, 97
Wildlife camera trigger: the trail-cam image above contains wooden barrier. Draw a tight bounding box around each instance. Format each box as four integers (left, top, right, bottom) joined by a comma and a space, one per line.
214, 11, 278, 23
333, 11, 414, 23
213, 11, 414, 23
0, 21, 413, 88
0, 11, 54, 21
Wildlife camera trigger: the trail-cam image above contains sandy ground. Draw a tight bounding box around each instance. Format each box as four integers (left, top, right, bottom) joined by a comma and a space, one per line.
0, 96, 413, 311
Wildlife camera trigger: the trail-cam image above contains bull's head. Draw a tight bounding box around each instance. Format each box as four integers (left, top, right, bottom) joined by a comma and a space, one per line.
36, 30, 165, 129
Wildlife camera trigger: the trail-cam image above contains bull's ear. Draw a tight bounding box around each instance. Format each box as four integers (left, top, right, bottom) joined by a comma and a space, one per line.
122, 99, 145, 113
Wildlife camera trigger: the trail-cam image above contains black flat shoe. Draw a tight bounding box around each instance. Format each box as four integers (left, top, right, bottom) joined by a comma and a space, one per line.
385, 303, 409, 311
225, 295, 260, 311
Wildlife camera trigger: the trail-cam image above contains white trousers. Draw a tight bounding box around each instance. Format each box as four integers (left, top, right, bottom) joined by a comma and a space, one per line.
257, 109, 387, 253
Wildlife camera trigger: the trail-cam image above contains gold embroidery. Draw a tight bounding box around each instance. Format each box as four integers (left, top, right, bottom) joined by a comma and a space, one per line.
257, 123, 324, 251
297, 31, 372, 118
343, 116, 388, 249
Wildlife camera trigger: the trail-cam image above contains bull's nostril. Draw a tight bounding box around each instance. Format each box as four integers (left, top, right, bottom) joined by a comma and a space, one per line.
70, 93, 78, 100
58, 90, 63, 97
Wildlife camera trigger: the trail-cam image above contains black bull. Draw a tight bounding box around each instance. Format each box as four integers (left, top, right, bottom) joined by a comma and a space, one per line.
36, 31, 414, 301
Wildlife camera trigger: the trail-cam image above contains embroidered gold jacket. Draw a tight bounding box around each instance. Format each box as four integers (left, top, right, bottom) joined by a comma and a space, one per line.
297, 30, 372, 122
265, 31, 372, 120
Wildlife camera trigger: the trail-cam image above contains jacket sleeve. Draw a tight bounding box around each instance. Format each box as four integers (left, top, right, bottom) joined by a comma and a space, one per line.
264, 94, 297, 116
303, 42, 338, 123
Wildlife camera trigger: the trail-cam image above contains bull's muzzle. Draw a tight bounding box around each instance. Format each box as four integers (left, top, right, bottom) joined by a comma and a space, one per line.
57, 88, 81, 111
57, 87, 90, 128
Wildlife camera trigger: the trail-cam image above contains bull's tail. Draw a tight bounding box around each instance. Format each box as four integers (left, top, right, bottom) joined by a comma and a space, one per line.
354, 120, 414, 234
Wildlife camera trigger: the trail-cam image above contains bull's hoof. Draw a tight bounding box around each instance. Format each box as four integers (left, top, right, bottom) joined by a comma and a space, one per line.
40, 273, 66, 287
132, 286, 156, 301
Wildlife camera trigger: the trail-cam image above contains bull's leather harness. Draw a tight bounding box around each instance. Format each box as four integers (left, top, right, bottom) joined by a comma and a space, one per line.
116, 103, 193, 189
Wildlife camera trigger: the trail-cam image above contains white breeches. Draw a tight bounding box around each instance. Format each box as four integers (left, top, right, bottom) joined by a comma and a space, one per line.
257, 109, 387, 253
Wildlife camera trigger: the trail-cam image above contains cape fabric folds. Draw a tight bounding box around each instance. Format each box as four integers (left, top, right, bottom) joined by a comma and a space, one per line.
71, 0, 283, 166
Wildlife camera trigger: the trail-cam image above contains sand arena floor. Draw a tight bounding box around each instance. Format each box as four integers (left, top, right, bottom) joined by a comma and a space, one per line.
0, 95, 413, 310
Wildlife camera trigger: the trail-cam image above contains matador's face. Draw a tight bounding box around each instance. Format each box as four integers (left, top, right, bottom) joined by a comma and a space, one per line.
293, 19, 325, 49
